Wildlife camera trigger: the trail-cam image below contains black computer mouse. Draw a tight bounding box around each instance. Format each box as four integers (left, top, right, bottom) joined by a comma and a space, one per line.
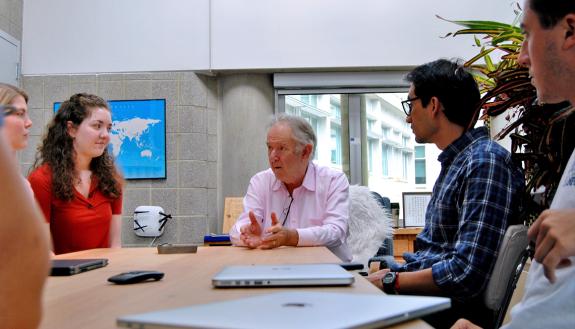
108, 271, 165, 284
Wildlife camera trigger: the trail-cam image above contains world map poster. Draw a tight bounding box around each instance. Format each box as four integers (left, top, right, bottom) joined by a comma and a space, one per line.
54, 99, 166, 179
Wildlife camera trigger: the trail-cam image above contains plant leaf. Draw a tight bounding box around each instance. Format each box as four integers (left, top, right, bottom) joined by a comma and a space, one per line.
485, 54, 495, 71
436, 15, 521, 32
466, 48, 496, 66
474, 35, 481, 47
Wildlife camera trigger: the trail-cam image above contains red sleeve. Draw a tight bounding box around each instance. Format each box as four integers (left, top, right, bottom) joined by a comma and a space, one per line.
28, 165, 52, 223
111, 190, 123, 215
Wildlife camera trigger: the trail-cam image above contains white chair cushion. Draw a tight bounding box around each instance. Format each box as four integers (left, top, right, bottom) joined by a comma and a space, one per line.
347, 185, 393, 267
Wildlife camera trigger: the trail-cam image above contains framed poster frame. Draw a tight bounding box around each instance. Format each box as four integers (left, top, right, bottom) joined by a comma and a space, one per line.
402, 191, 431, 227
53, 99, 166, 180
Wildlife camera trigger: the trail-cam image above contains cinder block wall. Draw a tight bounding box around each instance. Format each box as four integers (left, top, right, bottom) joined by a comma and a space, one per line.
20, 72, 219, 246
0, 0, 22, 40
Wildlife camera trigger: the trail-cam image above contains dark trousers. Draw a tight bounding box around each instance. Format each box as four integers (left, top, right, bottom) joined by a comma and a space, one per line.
373, 256, 496, 329
423, 295, 495, 329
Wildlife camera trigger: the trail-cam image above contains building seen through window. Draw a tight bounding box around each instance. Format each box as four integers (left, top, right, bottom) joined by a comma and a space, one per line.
283, 92, 441, 214
415, 146, 427, 184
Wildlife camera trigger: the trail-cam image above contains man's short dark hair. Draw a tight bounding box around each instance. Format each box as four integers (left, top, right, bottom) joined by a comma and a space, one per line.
405, 59, 480, 129
529, 0, 575, 29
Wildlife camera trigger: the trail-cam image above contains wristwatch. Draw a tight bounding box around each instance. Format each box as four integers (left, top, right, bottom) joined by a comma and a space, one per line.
382, 272, 399, 294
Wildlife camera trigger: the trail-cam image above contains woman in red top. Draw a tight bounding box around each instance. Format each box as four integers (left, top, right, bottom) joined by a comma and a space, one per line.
29, 93, 123, 255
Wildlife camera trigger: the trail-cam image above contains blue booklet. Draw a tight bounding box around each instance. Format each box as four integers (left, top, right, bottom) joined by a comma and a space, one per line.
204, 234, 231, 243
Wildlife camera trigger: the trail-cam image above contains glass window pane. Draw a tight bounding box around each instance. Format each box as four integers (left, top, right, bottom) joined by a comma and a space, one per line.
381, 144, 388, 176
415, 145, 425, 158
284, 94, 349, 179
280, 91, 442, 219
402, 152, 411, 180
361, 93, 441, 216
415, 159, 426, 184
330, 126, 342, 165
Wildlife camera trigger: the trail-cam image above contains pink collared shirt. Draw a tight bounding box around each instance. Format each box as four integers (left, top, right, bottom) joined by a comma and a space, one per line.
230, 162, 351, 261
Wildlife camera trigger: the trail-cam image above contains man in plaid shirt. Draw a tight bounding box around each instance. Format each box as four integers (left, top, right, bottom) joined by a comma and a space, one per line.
367, 59, 524, 328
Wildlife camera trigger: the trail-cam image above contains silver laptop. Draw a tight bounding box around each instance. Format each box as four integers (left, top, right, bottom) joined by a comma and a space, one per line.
117, 291, 451, 329
212, 263, 354, 287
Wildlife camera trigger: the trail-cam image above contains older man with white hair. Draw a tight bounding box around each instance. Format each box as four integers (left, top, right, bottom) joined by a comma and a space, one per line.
229, 114, 351, 261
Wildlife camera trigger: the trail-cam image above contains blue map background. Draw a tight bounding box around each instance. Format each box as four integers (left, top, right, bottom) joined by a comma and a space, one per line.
54, 99, 166, 179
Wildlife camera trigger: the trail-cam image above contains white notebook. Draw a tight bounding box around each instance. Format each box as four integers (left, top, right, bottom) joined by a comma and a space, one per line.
212, 263, 354, 287
117, 291, 451, 329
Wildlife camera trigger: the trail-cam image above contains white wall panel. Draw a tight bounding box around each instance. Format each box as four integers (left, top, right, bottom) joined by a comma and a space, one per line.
23, 0, 518, 73
22, 0, 210, 74
211, 0, 518, 70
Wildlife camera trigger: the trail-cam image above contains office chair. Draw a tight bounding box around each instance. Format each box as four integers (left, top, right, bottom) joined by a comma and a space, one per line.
369, 191, 394, 257
483, 224, 530, 328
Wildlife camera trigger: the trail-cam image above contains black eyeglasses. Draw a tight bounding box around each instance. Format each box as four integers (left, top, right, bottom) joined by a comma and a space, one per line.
401, 96, 420, 116
281, 194, 294, 226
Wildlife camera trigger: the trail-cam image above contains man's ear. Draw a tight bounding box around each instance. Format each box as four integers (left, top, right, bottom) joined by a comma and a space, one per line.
563, 14, 575, 50
301, 144, 313, 160
429, 96, 442, 117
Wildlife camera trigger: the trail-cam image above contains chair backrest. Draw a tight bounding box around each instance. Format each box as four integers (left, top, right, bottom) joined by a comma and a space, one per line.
483, 224, 529, 328
370, 191, 393, 257
222, 197, 244, 233
370, 191, 391, 212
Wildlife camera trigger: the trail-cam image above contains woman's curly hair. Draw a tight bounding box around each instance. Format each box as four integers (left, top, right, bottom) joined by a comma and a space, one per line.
33, 93, 122, 201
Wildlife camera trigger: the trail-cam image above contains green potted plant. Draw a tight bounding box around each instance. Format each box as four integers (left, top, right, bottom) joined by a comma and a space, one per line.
439, 7, 575, 225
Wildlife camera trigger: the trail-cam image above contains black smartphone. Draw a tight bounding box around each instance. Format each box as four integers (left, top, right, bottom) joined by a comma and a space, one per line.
339, 262, 364, 271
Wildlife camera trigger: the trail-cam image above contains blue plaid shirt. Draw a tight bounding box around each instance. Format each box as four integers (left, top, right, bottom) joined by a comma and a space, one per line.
398, 127, 524, 299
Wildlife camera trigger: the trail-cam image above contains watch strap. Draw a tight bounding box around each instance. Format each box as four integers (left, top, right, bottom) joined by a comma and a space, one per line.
382, 272, 397, 294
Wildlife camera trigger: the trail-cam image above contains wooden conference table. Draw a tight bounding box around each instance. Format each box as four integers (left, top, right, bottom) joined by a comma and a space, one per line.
42, 246, 431, 329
